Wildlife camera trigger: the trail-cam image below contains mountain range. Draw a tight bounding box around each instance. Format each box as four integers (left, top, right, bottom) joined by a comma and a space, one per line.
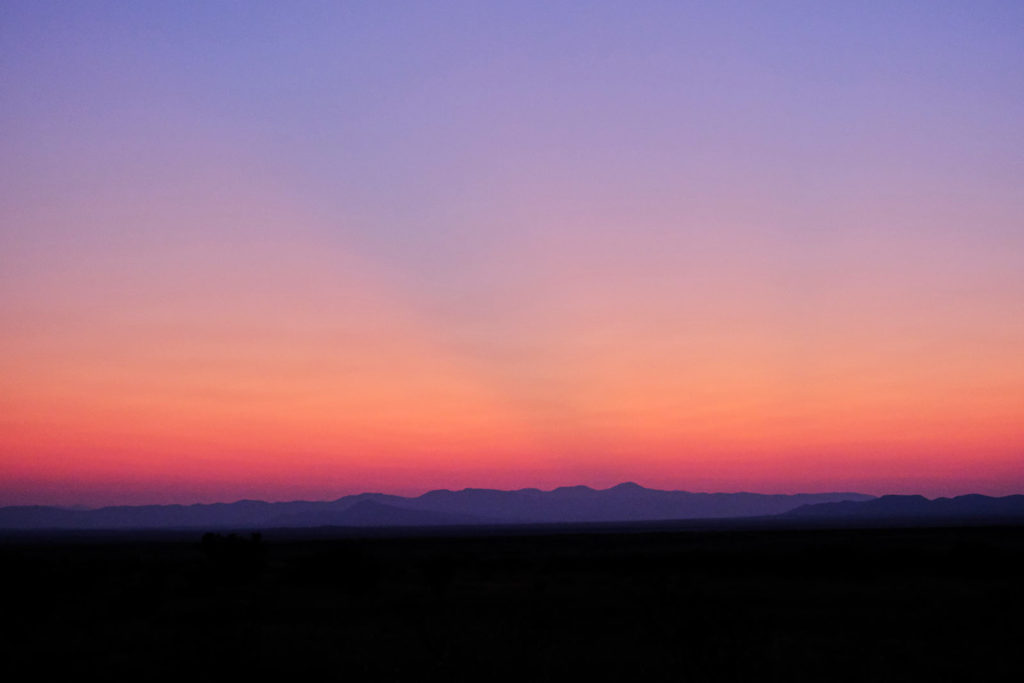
0, 483, 873, 530
5, 486, 1021, 531
784, 493, 1024, 521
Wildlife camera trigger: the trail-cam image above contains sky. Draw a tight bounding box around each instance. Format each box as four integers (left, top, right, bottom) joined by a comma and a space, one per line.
2, 1, 1022, 506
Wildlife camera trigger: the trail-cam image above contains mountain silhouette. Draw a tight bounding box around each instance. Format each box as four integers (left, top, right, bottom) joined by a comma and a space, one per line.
0, 484, 874, 530
268, 499, 489, 527
784, 494, 1024, 520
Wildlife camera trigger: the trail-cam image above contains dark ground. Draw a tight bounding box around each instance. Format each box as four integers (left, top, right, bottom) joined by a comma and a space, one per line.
2, 523, 1022, 681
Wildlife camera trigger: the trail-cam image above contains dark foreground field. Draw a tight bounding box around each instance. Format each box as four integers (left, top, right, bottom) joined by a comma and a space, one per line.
3, 524, 1022, 681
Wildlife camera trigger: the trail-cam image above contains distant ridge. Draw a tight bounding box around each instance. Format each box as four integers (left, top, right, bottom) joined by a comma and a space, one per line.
783, 494, 1024, 521
0, 484, 873, 530
269, 499, 491, 527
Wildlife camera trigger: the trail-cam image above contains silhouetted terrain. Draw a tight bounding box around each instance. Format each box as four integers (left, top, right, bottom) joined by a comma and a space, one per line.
0, 484, 873, 529
2, 524, 1021, 680
785, 493, 1024, 521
